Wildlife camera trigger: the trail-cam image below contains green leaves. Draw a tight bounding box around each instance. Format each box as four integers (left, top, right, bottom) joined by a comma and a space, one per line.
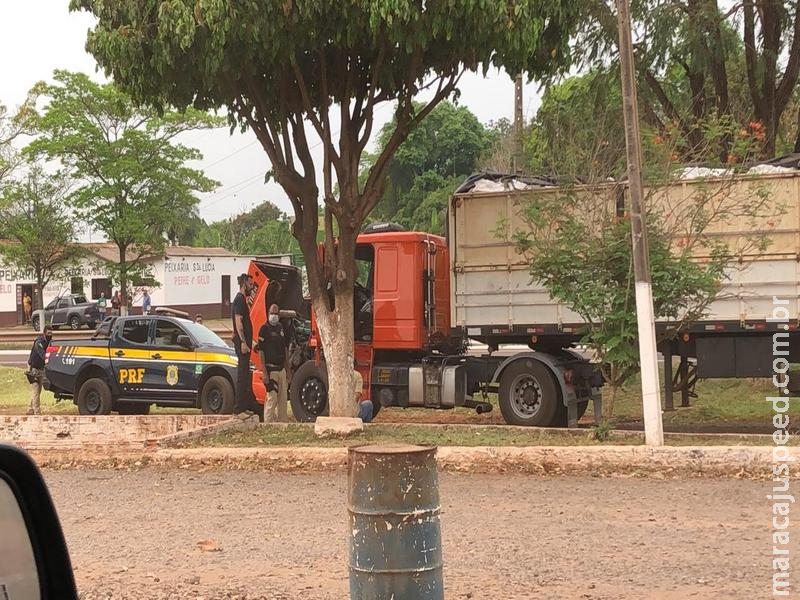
72, 1, 579, 122
27, 70, 221, 294
511, 183, 730, 412
0, 167, 84, 306
366, 101, 494, 233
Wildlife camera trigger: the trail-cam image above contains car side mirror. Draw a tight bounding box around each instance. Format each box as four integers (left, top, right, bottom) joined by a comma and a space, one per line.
176, 334, 193, 349
0, 444, 78, 599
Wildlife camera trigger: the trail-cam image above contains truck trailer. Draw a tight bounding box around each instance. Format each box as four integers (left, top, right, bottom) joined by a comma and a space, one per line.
451, 168, 800, 408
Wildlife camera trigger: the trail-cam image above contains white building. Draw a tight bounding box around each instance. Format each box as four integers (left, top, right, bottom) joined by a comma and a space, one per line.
0, 243, 292, 326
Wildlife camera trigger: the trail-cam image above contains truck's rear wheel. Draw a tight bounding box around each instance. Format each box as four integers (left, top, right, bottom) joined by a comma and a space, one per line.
69, 315, 81, 330
200, 376, 235, 414
498, 359, 560, 426
290, 361, 329, 422
116, 402, 151, 415
76, 378, 113, 415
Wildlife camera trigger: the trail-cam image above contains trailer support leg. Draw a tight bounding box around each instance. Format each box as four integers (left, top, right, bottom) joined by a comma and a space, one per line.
663, 342, 674, 412
592, 397, 603, 425
567, 402, 579, 428
679, 353, 690, 408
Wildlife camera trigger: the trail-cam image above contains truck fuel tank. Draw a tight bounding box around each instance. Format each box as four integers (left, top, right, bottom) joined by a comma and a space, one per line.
408, 364, 467, 408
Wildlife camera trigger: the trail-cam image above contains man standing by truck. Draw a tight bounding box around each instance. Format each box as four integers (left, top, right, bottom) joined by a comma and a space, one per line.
232, 273, 255, 418
26, 325, 52, 415
256, 303, 291, 422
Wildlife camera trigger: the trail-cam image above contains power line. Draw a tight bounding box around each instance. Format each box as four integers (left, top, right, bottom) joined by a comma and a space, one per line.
200, 101, 395, 212
202, 140, 259, 170
202, 172, 265, 210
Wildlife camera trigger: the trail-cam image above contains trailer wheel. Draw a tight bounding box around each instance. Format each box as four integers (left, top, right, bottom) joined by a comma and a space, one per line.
498, 360, 560, 426
76, 378, 113, 416
200, 376, 235, 414
290, 361, 329, 422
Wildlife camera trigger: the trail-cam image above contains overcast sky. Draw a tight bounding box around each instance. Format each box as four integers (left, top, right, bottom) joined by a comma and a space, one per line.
0, 1, 542, 224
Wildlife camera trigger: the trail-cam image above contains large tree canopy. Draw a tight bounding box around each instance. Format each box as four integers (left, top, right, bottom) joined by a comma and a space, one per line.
28, 71, 220, 312
0, 95, 36, 188
191, 201, 300, 257
571, 0, 800, 158
72, 0, 580, 416
0, 166, 84, 310
367, 101, 495, 233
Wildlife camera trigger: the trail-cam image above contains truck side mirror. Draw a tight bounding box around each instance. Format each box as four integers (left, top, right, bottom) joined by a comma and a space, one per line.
0, 444, 78, 599
176, 334, 193, 349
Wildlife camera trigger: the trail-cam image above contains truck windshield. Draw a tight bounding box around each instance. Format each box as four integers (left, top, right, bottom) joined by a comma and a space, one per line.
182, 322, 228, 348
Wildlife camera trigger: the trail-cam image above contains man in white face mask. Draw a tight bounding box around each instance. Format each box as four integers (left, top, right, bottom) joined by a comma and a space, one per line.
257, 303, 290, 422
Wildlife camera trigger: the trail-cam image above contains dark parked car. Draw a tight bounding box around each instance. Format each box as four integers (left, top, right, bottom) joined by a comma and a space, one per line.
31, 294, 101, 331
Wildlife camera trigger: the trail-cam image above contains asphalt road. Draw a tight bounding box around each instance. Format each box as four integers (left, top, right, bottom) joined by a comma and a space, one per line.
0, 350, 28, 367
46, 469, 777, 600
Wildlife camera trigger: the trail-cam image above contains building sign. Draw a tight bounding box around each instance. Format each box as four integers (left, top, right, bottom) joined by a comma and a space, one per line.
166, 261, 216, 287
0, 266, 34, 282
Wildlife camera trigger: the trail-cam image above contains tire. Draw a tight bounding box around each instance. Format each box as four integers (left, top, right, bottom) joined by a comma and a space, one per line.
31, 315, 40, 331
87, 321, 97, 330
116, 402, 151, 415
498, 359, 561, 426
69, 315, 81, 330
76, 378, 113, 415
200, 375, 235, 414
290, 361, 329, 423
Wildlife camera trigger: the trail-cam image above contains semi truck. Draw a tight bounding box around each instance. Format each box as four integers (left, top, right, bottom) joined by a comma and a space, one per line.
247, 167, 800, 426
247, 227, 603, 429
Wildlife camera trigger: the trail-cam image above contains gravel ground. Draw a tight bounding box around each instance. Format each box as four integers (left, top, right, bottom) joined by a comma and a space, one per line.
42, 469, 784, 599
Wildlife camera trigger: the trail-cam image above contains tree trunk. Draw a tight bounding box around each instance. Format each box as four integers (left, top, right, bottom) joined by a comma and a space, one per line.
118, 246, 129, 317
314, 290, 357, 418
35, 273, 45, 311
603, 383, 618, 423
603, 364, 619, 422
794, 106, 800, 153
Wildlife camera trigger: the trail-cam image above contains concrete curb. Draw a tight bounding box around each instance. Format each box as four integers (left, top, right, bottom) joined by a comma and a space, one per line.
28, 444, 784, 479
0, 415, 256, 450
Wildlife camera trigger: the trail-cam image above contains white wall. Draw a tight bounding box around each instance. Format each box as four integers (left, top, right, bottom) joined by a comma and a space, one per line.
0, 251, 293, 316
0, 258, 107, 313
158, 255, 254, 307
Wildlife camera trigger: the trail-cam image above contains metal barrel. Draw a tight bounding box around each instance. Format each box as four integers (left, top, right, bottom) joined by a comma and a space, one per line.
348, 444, 443, 600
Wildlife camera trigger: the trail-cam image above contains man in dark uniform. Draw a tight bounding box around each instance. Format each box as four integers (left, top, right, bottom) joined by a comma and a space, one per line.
256, 303, 291, 422
26, 325, 52, 415
231, 273, 255, 418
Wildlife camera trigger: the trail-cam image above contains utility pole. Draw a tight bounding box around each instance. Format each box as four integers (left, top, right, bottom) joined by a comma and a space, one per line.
513, 74, 523, 173
615, 0, 664, 446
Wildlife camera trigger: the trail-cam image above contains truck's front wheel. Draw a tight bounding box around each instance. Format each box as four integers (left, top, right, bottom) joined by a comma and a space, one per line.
498, 359, 560, 427
76, 378, 113, 416
290, 361, 329, 422
200, 376, 235, 414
